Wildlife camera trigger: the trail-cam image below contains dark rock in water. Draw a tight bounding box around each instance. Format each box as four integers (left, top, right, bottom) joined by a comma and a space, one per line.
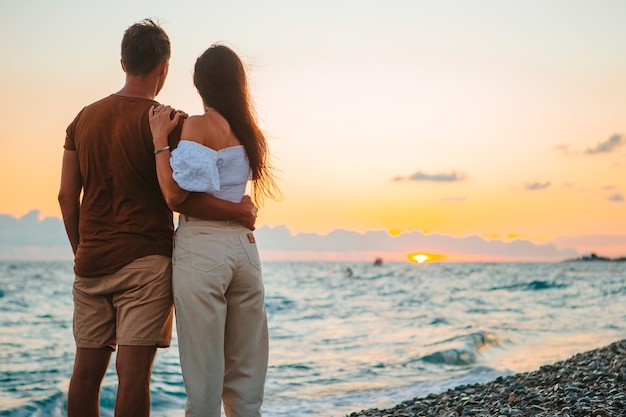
564, 252, 626, 262
346, 339, 626, 417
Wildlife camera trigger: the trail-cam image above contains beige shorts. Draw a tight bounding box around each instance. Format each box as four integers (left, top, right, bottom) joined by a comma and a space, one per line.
72, 254, 173, 350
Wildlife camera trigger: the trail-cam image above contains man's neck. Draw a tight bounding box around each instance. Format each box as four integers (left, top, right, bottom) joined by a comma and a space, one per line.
116, 59, 167, 100
116, 83, 156, 100
116, 75, 159, 100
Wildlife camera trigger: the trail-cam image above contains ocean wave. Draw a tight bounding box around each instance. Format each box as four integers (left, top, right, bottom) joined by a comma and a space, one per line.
489, 280, 568, 292
265, 295, 296, 315
420, 331, 500, 366
0, 391, 65, 417
421, 348, 477, 366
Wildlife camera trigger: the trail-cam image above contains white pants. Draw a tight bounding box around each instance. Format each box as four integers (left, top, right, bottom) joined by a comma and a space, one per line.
173, 216, 268, 417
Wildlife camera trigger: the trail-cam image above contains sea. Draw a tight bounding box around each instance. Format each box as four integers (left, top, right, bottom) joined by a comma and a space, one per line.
1, 260, 625, 417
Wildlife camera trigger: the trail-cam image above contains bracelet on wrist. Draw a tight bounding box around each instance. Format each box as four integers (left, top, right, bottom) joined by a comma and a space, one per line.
154, 145, 170, 155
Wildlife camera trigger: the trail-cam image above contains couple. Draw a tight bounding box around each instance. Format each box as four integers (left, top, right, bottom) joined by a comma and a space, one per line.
58, 19, 277, 417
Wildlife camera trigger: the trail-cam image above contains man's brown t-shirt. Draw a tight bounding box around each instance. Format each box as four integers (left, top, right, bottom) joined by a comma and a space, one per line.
65, 94, 174, 277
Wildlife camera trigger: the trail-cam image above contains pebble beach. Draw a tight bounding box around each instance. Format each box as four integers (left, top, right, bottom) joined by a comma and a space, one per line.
347, 339, 626, 417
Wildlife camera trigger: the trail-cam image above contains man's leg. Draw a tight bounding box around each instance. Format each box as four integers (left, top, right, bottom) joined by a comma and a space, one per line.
67, 347, 112, 417
111, 255, 173, 416
114, 345, 157, 417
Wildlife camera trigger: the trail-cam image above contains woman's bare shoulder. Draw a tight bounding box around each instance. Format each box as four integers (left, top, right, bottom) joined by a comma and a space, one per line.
180, 115, 204, 135
183, 111, 235, 149
179, 115, 210, 145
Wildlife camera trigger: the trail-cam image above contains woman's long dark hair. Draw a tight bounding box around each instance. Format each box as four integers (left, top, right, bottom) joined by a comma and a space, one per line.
194, 44, 278, 204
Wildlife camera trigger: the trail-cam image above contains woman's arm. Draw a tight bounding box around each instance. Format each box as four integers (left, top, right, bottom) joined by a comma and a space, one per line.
172, 194, 258, 230
149, 105, 189, 207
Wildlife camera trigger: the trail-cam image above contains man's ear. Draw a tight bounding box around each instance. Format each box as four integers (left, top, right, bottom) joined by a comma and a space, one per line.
159, 59, 169, 76
120, 58, 127, 73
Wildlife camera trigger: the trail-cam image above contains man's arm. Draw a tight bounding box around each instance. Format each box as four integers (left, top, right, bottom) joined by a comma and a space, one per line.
58, 149, 82, 254
172, 194, 258, 230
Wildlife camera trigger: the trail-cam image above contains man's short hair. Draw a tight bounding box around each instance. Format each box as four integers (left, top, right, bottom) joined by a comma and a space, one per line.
121, 19, 170, 76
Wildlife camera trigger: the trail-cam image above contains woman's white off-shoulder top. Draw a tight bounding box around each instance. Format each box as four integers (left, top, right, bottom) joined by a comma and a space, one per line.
170, 140, 250, 203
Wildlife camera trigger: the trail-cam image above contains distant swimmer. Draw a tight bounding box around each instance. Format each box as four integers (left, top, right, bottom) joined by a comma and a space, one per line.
345, 267, 354, 277
374, 257, 383, 266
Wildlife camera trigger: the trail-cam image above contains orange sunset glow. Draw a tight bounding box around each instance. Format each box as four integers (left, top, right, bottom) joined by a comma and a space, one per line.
1, 1, 626, 261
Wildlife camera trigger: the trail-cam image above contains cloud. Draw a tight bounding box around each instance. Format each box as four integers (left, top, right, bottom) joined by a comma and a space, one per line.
0, 210, 72, 260
585, 134, 623, 155
254, 226, 579, 262
0, 210, 68, 246
556, 134, 624, 156
553, 234, 626, 258
394, 171, 465, 182
525, 182, 551, 191
0, 211, 582, 262
607, 193, 624, 202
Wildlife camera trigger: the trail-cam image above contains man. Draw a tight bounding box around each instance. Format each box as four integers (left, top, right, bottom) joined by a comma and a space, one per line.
58, 19, 257, 417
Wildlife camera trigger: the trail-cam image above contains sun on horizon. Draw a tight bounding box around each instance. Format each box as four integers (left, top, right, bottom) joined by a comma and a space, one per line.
408, 252, 446, 264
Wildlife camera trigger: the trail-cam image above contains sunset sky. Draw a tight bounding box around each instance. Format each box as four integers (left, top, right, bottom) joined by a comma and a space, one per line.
2, 0, 626, 259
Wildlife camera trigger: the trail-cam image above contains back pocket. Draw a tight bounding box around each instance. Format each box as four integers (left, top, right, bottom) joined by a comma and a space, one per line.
188, 233, 226, 272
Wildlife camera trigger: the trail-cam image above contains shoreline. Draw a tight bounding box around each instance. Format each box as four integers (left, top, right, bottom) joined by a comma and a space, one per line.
346, 339, 625, 417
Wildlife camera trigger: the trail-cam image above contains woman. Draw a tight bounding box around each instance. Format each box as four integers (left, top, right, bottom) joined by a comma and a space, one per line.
149, 44, 278, 417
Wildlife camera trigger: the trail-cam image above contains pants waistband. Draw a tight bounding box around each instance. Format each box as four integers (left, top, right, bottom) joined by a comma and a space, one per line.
179, 214, 241, 226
